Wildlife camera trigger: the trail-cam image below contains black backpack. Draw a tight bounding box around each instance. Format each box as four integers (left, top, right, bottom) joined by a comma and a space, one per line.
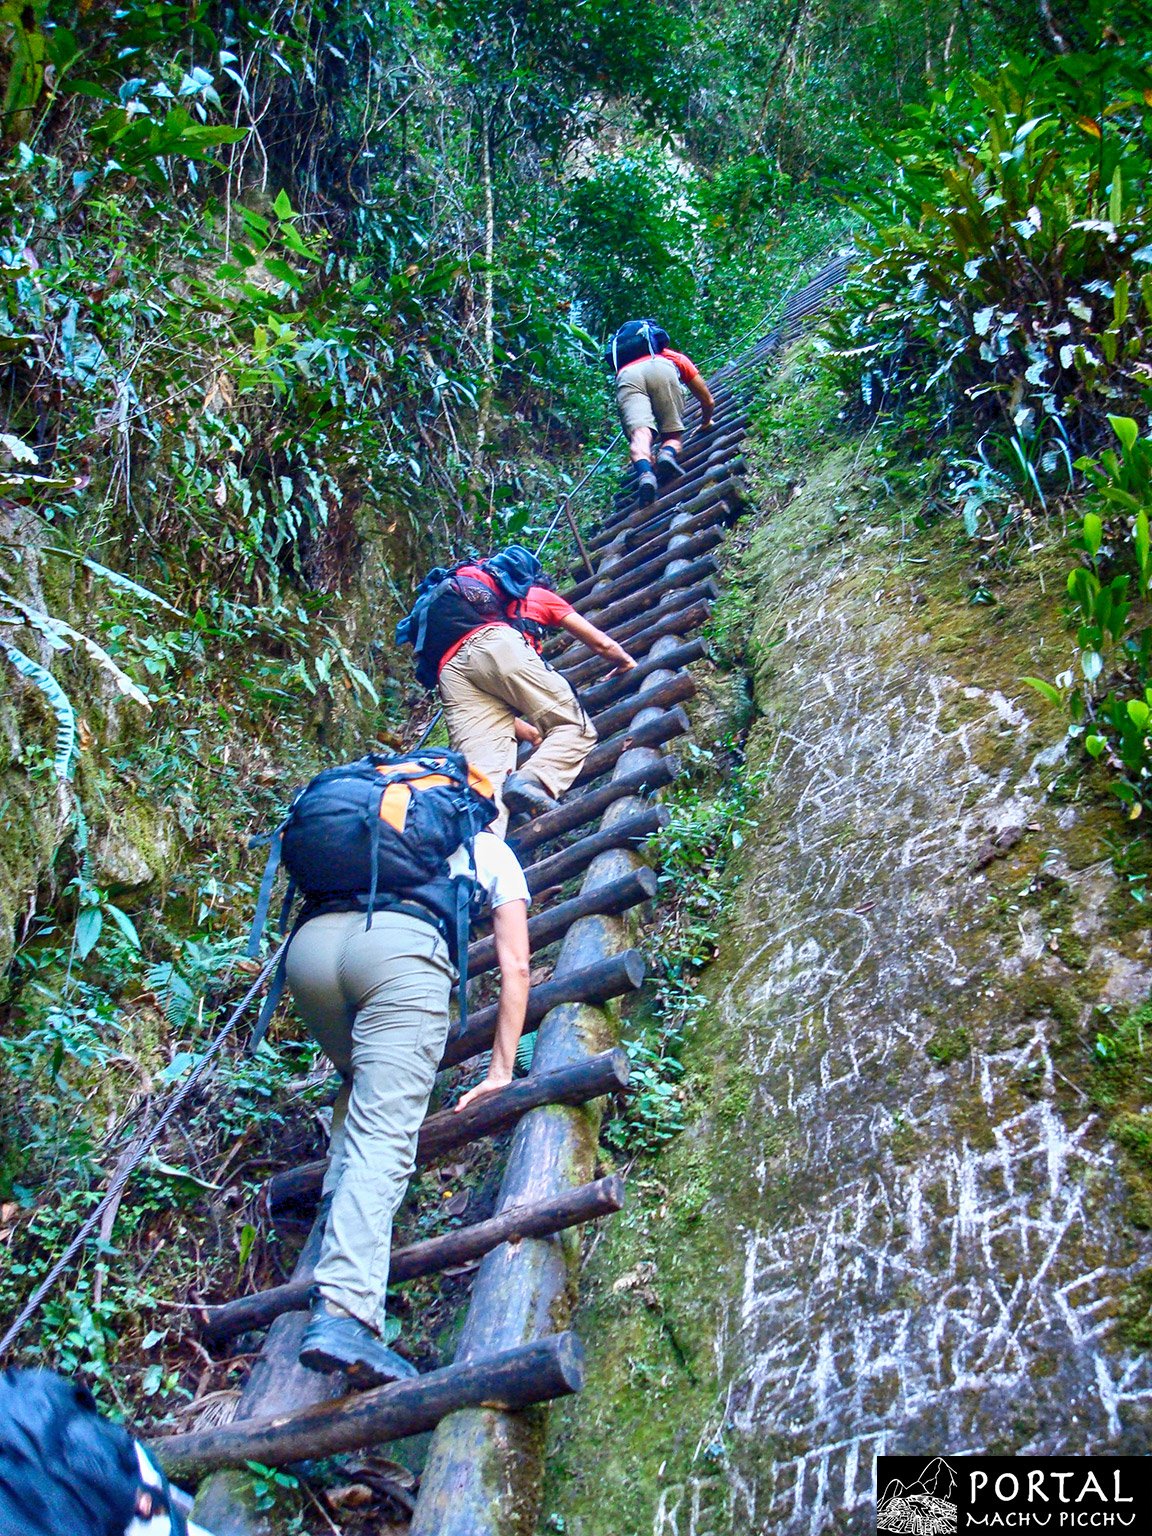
604, 318, 671, 371
396, 546, 546, 690
0, 1369, 189, 1536
247, 751, 498, 1048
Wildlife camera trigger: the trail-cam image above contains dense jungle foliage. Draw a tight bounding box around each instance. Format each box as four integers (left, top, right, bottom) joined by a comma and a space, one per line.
0, 0, 1138, 1524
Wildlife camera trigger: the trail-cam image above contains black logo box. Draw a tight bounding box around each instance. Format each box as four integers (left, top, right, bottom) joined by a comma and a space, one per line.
876, 1455, 1149, 1531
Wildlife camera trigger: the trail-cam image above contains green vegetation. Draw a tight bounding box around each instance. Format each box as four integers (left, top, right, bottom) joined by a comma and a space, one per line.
606, 742, 765, 1157
5, 0, 1150, 1526
819, 11, 1152, 829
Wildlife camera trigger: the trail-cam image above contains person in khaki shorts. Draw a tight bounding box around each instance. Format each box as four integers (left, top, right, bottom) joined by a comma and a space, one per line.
436, 563, 636, 833
288, 827, 530, 1386
613, 335, 715, 506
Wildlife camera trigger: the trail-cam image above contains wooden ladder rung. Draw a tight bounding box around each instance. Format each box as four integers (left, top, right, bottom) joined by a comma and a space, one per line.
197, 1175, 624, 1348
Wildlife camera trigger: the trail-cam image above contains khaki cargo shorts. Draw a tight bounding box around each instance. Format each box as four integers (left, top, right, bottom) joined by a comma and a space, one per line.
616, 354, 685, 435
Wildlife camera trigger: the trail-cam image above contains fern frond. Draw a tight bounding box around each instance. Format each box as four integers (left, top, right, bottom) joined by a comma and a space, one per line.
41, 547, 184, 616
514, 1031, 537, 1075
1, 595, 151, 710
2, 642, 77, 779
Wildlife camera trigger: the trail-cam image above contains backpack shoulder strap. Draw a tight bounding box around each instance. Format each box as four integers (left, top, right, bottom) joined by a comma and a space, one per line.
450, 833, 481, 1039
247, 817, 289, 959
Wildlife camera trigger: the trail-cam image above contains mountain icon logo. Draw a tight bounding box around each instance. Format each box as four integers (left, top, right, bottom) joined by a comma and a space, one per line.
877, 1457, 958, 1534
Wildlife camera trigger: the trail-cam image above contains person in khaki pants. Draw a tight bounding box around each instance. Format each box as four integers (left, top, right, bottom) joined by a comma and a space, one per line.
436, 568, 636, 833
288, 829, 530, 1387
614, 341, 714, 505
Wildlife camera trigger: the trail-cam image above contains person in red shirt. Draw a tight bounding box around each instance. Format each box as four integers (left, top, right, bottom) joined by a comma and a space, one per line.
613, 333, 716, 505
434, 563, 636, 833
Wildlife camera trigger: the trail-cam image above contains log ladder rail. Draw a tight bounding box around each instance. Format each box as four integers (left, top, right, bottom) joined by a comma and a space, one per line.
154, 256, 850, 1529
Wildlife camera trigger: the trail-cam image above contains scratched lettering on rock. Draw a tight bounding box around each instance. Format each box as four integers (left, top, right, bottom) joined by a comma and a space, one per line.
693, 584, 1152, 1536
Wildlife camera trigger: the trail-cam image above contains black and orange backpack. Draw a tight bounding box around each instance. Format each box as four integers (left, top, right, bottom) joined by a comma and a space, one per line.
247, 750, 498, 1047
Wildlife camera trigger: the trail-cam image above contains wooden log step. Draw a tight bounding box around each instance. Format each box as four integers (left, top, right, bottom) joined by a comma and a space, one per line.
508, 755, 679, 857
561, 598, 712, 690
579, 639, 706, 715
445, 948, 645, 1067
606, 420, 747, 502
617, 481, 742, 554
566, 525, 724, 615
584, 670, 696, 745
197, 1176, 625, 1348
264, 1049, 631, 1213
564, 497, 734, 603
572, 703, 691, 788
523, 804, 668, 894
579, 556, 720, 635
575, 476, 734, 575
608, 435, 747, 522
608, 415, 746, 500
466, 866, 657, 976
595, 456, 746, 546
154, 1332, 585, 1482
554, 579, 718, 673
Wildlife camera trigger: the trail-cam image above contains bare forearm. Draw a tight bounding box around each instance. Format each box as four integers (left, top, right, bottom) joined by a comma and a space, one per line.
561, 612, 636, 671
454, 900, 530, 1112
690, 377, 715, 422
491, 966, 529, 1079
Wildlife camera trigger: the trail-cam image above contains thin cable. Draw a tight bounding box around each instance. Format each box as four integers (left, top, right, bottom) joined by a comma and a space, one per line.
0, 938, 290, 1358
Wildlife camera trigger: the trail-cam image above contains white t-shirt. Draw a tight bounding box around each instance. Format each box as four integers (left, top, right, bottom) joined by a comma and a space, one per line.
448, 831, 530, 910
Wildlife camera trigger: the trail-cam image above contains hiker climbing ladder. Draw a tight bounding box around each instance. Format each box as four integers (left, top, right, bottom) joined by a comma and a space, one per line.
143, 255, 850, 1533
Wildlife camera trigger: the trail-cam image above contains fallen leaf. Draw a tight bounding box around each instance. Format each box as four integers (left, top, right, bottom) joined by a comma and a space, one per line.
327, 1484, 375, 1511
203, 373, 236, 415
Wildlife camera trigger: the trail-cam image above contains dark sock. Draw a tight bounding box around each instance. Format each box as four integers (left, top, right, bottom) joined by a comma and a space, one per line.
637, 458, 654, 473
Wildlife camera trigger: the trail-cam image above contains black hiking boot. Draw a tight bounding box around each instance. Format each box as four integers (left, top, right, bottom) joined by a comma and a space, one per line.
636, 465, 658, 506
502, 771, 556, 820
655, 445, 681, 484
299, 1299, 418, 1389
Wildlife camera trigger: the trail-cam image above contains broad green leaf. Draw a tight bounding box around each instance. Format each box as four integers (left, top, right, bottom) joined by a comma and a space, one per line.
1114, 274, 1130, 330
42, 548, 183, 614
1082, 513, 1102, 557
1081, 650, 1104, 683
1136, 513, 1151, 596
272, 188, 294, 220
75, 905, 103, 960
0, 432, 37, 464
1021, 676, 1062, 707
0, 595, 151, 709
103, 902, 141, 950
1109, 415, 1139, 454
1085, 734, 1106, 758
147, 1156, 220, 1193
1110, 164, 1123, 224
1128, 700, 1151, 730
264, 257, 301, 289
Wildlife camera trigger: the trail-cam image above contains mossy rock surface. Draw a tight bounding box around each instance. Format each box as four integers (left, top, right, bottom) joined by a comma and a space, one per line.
544, 415, 1152, 1534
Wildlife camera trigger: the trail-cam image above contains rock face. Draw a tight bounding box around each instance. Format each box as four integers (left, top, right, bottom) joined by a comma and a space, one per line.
714, 466, 1152, 1532
544, 450, 1152, 1535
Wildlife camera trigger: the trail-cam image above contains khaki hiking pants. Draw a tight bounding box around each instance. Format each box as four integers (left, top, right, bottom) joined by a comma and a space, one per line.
616, 354, 685, 436
285, 908, 454, 1336
438, 624, 597, 836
